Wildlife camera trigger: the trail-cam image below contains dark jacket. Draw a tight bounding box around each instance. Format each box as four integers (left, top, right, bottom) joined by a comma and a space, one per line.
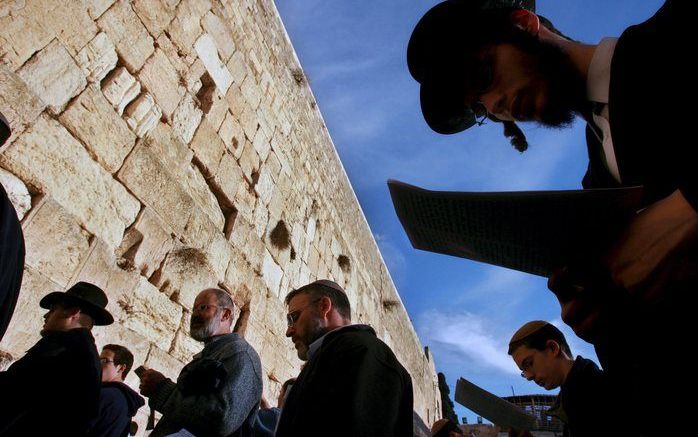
88, 381, 145, 437
276, 324, 414, 437
0, 328, 101, 435
0, 183, 24, 341
546, 357, 614, 437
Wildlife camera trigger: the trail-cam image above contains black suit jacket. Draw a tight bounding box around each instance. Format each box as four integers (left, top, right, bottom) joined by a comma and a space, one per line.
582, 0, 695, 210
276, 325, 414, 437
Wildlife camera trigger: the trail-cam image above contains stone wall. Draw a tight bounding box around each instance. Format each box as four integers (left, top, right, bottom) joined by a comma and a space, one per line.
0, 0, 441, 431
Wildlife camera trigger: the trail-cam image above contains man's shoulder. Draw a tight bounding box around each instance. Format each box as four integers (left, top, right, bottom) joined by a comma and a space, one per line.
204, 334, 261, 367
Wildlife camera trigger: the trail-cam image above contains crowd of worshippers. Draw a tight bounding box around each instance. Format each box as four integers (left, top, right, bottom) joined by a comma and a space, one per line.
0, 280, 413, 436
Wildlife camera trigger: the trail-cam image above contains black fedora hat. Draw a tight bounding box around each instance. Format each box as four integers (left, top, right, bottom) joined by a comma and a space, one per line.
407, 0, 536, 134
39, 281, 114, 326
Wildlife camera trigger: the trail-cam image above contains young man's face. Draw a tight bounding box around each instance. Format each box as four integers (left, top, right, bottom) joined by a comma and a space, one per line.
41, 303, 76, 335
100, 349, 124, 383
511, 344, 565, 390
473, 39, 583, 128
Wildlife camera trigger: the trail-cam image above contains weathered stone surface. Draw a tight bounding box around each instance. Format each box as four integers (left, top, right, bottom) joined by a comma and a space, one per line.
255, 165, 275, 206
251, 127, 271, 162
183, 164, 225, 230
218, 111, 245, 157
0, 116, 140, 247
170, 313, 204, 362
0, 0, 53, 70
116, 207, 174, 277
181, 208, 231, 279
132, 0, 178, 37
227, 50, 249, 86
22, 198, 92, 287
44, 0, 99, 55
144, 344, 185, 381
171, 93, 203, 145
76, 32, 118, 83
118, 276, 183, 346
142, 122, 193, 172
238, 139, 260, 182
88, 0, 117, 20
17, 40, 87, 114
212, 152, 244, 206
261, 249, 282, 298
189, 119, 225, 176
124, 93, 161, 137
240, 74, 262, 110
201, 11, 236, 62
151, 247, 218, 309
59, 85, 136, 173
0, 65, 45, 147
195, 33, 233, 95
166, 0, 210, 58
0, 168, 31, 220
117, 141, 194, 234
206, 89, 229, 131
97, 0, 155, 71
138, 49, 185, 119
101, 67, 141, 115
0, 266, 60, 355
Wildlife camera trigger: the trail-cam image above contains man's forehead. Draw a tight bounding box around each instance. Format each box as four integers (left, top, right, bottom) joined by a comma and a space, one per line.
194, 290, 217, 305
287, 292, 310, 310
511, 345, 534, 362
100, 349, 114, 358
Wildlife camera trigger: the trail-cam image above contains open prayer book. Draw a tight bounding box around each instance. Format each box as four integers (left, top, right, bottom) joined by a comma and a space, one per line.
388, 180, 644, 277
455, 377, 535, 430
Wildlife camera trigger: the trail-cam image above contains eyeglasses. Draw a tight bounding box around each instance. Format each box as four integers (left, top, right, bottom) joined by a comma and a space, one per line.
468, 56, 494, 127
100, 358, 115, 365
286, 299, 321, 328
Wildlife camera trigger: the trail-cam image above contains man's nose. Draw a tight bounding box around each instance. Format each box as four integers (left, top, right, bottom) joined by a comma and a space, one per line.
285, 325, 294, 337
479, 90, 508, 120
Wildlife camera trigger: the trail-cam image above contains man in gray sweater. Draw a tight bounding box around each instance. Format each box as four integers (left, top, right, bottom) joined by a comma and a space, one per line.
139, 288, 262, 437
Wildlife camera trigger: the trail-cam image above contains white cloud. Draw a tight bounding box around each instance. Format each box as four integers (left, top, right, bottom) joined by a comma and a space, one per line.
417, 309, 520, 376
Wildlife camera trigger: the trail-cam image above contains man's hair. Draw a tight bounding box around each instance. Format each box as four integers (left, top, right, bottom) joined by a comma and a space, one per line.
57, 302, 95, 330
508, 323, 572, 357
207, 288, 235, 310
284, 283, 352, 321
103, 344, 135, 379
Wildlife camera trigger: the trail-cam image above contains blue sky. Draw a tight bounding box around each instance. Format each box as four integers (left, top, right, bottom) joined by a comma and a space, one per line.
275, 0, 664, 424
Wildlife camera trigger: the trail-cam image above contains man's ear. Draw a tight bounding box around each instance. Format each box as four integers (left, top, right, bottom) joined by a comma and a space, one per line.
510, 9, 540, 35
318, 296, 332, 319
546, 340, 561, 356
116, 364, 127, 379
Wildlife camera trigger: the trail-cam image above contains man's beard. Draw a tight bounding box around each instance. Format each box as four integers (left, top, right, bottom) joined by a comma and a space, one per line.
524, 39, 587, 128
190, 314, 221, 342
296, 318, 328, 361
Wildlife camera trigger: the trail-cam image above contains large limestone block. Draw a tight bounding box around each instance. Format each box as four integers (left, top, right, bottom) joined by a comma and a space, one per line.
240, 75, 262, 111
218, 111, 245, 158
166, 0, 211, 58
68, 238, 140, 322
181, 208, 231, 279
201, 11, 236, 62
17, 40, 87, 114
101, 67, 141, 115
171, 93, 203, 145
144, 344, 185, 381
22, 198, 92, 287
59, 85, 136, 173
123, 93, 161, 138
0, 65, 45, 147
183, 164, 225, 230
0, 266, 60, 357
116, 207, 175, 278
97, 0, 155, 71
44, 0, 99, 55
170, 313, 205, 362
142, 122, 193, 172
88, 0, 117, 19
0, 168, 31, 220
212, 152, 244, 206
261, 249, 283, 299
118, 276, 183, 347
0, 115, 140, 248
189, 119, 225, 176
138, 49, 185, 119
151, 247, 219, 310
76, 32, 118, 83
194, 33, 233, 95
117, 141, 194, 234
0, 0, 53, 70
133, 0, 178, 37
227, 51, 249, 86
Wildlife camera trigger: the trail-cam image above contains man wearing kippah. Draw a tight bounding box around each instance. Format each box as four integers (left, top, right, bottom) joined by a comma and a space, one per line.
408, 2, 696, 434
0, 281, 112, 435
508, 321, 612, 437
276, 279, 414, 437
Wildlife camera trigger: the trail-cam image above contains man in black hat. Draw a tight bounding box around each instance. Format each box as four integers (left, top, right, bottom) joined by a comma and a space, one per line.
0, 281, 112, 435
407, 1, 695, 434
275, 280, 413, 437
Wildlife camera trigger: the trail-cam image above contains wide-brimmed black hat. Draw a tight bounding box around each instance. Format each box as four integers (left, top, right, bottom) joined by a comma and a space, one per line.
40, 281, 114, 326
407, 0, 536, 135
